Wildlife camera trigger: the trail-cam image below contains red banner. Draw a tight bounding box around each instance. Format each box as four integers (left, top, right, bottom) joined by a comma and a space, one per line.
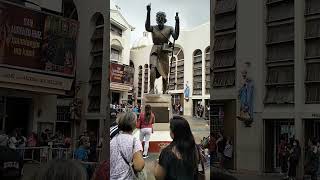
0, 1, 79, 77
110, 63, 134, 85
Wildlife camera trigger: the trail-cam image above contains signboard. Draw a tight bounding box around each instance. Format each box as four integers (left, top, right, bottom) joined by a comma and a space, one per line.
0, 1, 79, 77
0, 67, 73, 90
110, 62, 134, 85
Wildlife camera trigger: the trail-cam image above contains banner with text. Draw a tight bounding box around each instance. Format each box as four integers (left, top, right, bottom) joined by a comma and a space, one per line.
0, 1, 79, 77
110, 63, 134, 85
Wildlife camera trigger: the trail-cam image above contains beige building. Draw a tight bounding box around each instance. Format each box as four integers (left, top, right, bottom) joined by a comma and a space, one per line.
211, 0, 320, 176
110, 1, 135, 105
131, 22, 210, 116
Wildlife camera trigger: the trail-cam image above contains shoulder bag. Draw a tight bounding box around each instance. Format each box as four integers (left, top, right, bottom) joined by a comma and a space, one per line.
116, 135, 146, 180
197, 145, 206, 180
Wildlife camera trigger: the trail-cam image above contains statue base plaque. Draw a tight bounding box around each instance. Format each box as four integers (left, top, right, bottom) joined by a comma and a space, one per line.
142, 94, 172, 123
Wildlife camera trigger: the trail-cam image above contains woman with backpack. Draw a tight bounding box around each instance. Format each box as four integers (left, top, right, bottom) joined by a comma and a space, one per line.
137, 104, 155, 159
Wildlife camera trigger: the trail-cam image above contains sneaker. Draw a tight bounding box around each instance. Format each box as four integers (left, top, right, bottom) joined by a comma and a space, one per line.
143, 154, 149, 159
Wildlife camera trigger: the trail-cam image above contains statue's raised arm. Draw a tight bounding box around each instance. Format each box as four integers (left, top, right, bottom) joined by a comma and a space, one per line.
172, 12, 180, 40
145, 3, 153, 32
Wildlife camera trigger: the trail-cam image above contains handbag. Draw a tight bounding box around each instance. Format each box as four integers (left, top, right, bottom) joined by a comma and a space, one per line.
197, 145, 206, 180
116, 136, 146, 180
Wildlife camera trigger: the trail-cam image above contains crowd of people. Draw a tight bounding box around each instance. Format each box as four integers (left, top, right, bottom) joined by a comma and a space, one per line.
194, 102, 210, 120
110, 103, 140, 114
278, 136, 302, 180
109, 104, 209, 180
0, 127, 104, 179
209, 131, 234, 170
278, 135, 320, 180
172, 102, 183, 115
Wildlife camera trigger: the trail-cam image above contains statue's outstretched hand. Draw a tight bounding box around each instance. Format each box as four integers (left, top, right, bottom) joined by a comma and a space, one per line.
147, 3, 151, 11
175, 12, 179, 21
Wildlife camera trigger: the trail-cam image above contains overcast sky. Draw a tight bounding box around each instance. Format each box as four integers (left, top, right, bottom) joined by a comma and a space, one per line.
112, 0, 210, 46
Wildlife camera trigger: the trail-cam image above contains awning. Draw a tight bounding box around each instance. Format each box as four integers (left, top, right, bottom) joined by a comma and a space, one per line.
110, 82, 132, 92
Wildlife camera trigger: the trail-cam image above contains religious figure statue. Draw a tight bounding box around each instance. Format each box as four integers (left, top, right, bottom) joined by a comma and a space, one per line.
184, 81, 190, 101
237, 63, 254, 126
145, 3, 180, 94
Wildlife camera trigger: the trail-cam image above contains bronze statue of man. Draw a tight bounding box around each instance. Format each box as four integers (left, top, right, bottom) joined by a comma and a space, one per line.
145, 3, 179, 94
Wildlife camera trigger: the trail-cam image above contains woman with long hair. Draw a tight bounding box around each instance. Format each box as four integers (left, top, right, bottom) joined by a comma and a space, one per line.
154, 116, 201, 180
137, 104, 155, 158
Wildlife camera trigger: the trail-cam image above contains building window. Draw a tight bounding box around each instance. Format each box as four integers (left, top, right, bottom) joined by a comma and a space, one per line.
91, 27, 104, 41
267, 0, 294, 22
305, 0, 320, 104
215, 14, 236, 32
138, 66, 143, 97
111, 23, 123, 36
205, 47, 210, 94
56, 106, 72, 137
169, 57, 176, 90
168, 47, 184, 91
213, 51, 236, 68
111, 48, 120, 61
265, 0, 294, 104
193, 50, 202, 95
210, 102, 224, 133
212, 71, 235, 87
215, 0, 236, 15
306, 0, 320, 16
306, 85, 320, 103
264, 86, 294, 104
144, 64, 149, 93
266, 66, 294, 85
214, 33, 236, 52
213, 0, 237, 89
88, 14, 104, 112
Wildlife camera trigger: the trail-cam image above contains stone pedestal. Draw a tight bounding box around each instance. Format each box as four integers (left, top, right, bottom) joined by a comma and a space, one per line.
142, 94, 172, 123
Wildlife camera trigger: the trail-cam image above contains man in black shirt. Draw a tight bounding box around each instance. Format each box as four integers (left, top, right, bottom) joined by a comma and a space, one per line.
0, 133, 23, 180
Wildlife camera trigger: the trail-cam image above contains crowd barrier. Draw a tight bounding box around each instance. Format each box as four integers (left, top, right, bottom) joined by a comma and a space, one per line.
16, 146, 102, 164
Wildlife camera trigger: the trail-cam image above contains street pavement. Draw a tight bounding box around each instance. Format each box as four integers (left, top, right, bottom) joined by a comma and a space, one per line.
136, 115, 211, 180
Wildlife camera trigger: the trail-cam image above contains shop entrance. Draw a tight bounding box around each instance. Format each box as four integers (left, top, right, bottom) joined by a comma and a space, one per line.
192, 99, 202, 117
210, 100, 236, 170
5, 97, 31, 136
265, 119, 295, 172
111, 92, 120, 105
87, 119, 100, 141
171, 94, 183, 115
305, 119, 320, 147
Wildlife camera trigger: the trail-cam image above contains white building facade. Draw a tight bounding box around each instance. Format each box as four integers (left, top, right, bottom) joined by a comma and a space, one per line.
110, 2, 135, 106
131, 22, 210, 116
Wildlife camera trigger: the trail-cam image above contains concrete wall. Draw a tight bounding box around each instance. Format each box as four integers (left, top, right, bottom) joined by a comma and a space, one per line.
74, 0, 108, 135
235, 0, 265, 172
210, 0, 320, 175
